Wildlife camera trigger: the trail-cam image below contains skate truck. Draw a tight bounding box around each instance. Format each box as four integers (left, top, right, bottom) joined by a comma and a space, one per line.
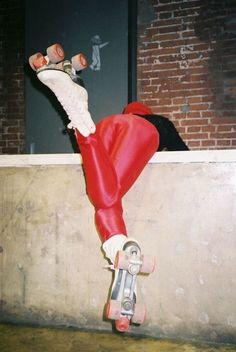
106, 240, 156, 332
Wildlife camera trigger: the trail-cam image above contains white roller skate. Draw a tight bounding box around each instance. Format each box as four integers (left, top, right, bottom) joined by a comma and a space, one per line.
103, 236, 156, 332
29, 43, 96, 137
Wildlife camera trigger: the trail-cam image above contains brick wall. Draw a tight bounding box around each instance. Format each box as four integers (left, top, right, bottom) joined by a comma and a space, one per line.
138, 0, 236, 149
0, 0, 25, 154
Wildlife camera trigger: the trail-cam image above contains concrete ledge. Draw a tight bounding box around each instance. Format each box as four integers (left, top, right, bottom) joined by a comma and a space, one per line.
0, 150, 236, 343
0, 149, 236, 167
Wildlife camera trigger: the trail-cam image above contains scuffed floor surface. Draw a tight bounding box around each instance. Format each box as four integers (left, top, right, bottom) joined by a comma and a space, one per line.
0, 324, 235, 352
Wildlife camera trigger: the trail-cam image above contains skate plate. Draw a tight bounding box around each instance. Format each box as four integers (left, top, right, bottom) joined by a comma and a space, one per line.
106, 241, 155, 332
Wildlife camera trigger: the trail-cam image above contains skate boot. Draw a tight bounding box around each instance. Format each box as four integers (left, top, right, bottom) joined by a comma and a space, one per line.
103, 236, 156, 332
29, 43, 96, 137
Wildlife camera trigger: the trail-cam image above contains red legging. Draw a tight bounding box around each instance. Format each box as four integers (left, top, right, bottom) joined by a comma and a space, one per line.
75, 114, 159, 242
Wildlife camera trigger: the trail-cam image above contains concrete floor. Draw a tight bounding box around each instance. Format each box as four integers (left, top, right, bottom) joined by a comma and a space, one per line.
0, 324, 235, 352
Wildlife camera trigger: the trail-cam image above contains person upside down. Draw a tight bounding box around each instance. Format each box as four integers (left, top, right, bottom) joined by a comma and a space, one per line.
35, 67, 188, 264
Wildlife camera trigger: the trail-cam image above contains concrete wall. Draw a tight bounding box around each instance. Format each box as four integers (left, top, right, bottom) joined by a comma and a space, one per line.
0, 150, 236, 344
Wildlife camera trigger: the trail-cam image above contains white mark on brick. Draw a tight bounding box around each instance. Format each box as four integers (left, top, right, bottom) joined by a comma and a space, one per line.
180, 61, 189, 69
180, 44, 194, 55
153, 58, 161, 65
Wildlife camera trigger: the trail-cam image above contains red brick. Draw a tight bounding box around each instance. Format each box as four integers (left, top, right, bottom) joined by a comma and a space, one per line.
182, 133, 209, 140
190, 74, 209, 82
181, 119, 210, 126
216, 140, 231, 146
7, 140, 20, 147
211, 117, 236, 124
190, 104, 209, 111
157, 3, 183, 13
157, 98, 173, 105
152, 62, 180, 70
201, 140, 217, 147
154, 18, 182, 27
187, 97, 202, 104
177, 126, 186, 133
158, 24, 183, 34
160, 37, 201, 48
2, 147, 19, 154
201, 111, 216, 118
172, 98, 186, 105
182, 30, 196, 38
187, 126, 201, 133
153, 33, 180, 42
187, 141, 201, 148
187, 67, 209, 75
186, 112, 201, 118
7, 127, 20, 133
217, 125, 236, 132
159, 12, 173, 20
2, 133, 18, 140
202, 126, 217, 133
210, 132, 236, 139
173, 112, 190, 119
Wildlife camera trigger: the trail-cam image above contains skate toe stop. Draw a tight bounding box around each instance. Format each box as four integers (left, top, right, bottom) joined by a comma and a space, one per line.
115, 316, 130, 332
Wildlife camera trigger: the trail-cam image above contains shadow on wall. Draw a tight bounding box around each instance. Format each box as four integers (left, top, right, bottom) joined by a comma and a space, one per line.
194, 0, 236, 118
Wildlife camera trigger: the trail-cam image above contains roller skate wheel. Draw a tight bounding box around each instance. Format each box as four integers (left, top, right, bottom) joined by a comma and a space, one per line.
132, 303, 146, 325
114, 250, 130, 270
115, 316, 130, 332
71, 53, 88, 71
141, 255, 156, 274
46, 43, 65, 63
29, 53, 47, 71
106, 299, 121, 320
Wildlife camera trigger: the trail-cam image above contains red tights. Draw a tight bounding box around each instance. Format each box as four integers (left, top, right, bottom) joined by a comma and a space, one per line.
75, 114, 159, 242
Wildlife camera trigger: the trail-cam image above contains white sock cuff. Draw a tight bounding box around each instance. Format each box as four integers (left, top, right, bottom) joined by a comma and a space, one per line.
102, 234, 127, 263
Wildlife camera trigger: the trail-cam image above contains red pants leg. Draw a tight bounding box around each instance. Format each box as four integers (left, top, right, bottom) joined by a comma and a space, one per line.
75, 114, 159, 242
